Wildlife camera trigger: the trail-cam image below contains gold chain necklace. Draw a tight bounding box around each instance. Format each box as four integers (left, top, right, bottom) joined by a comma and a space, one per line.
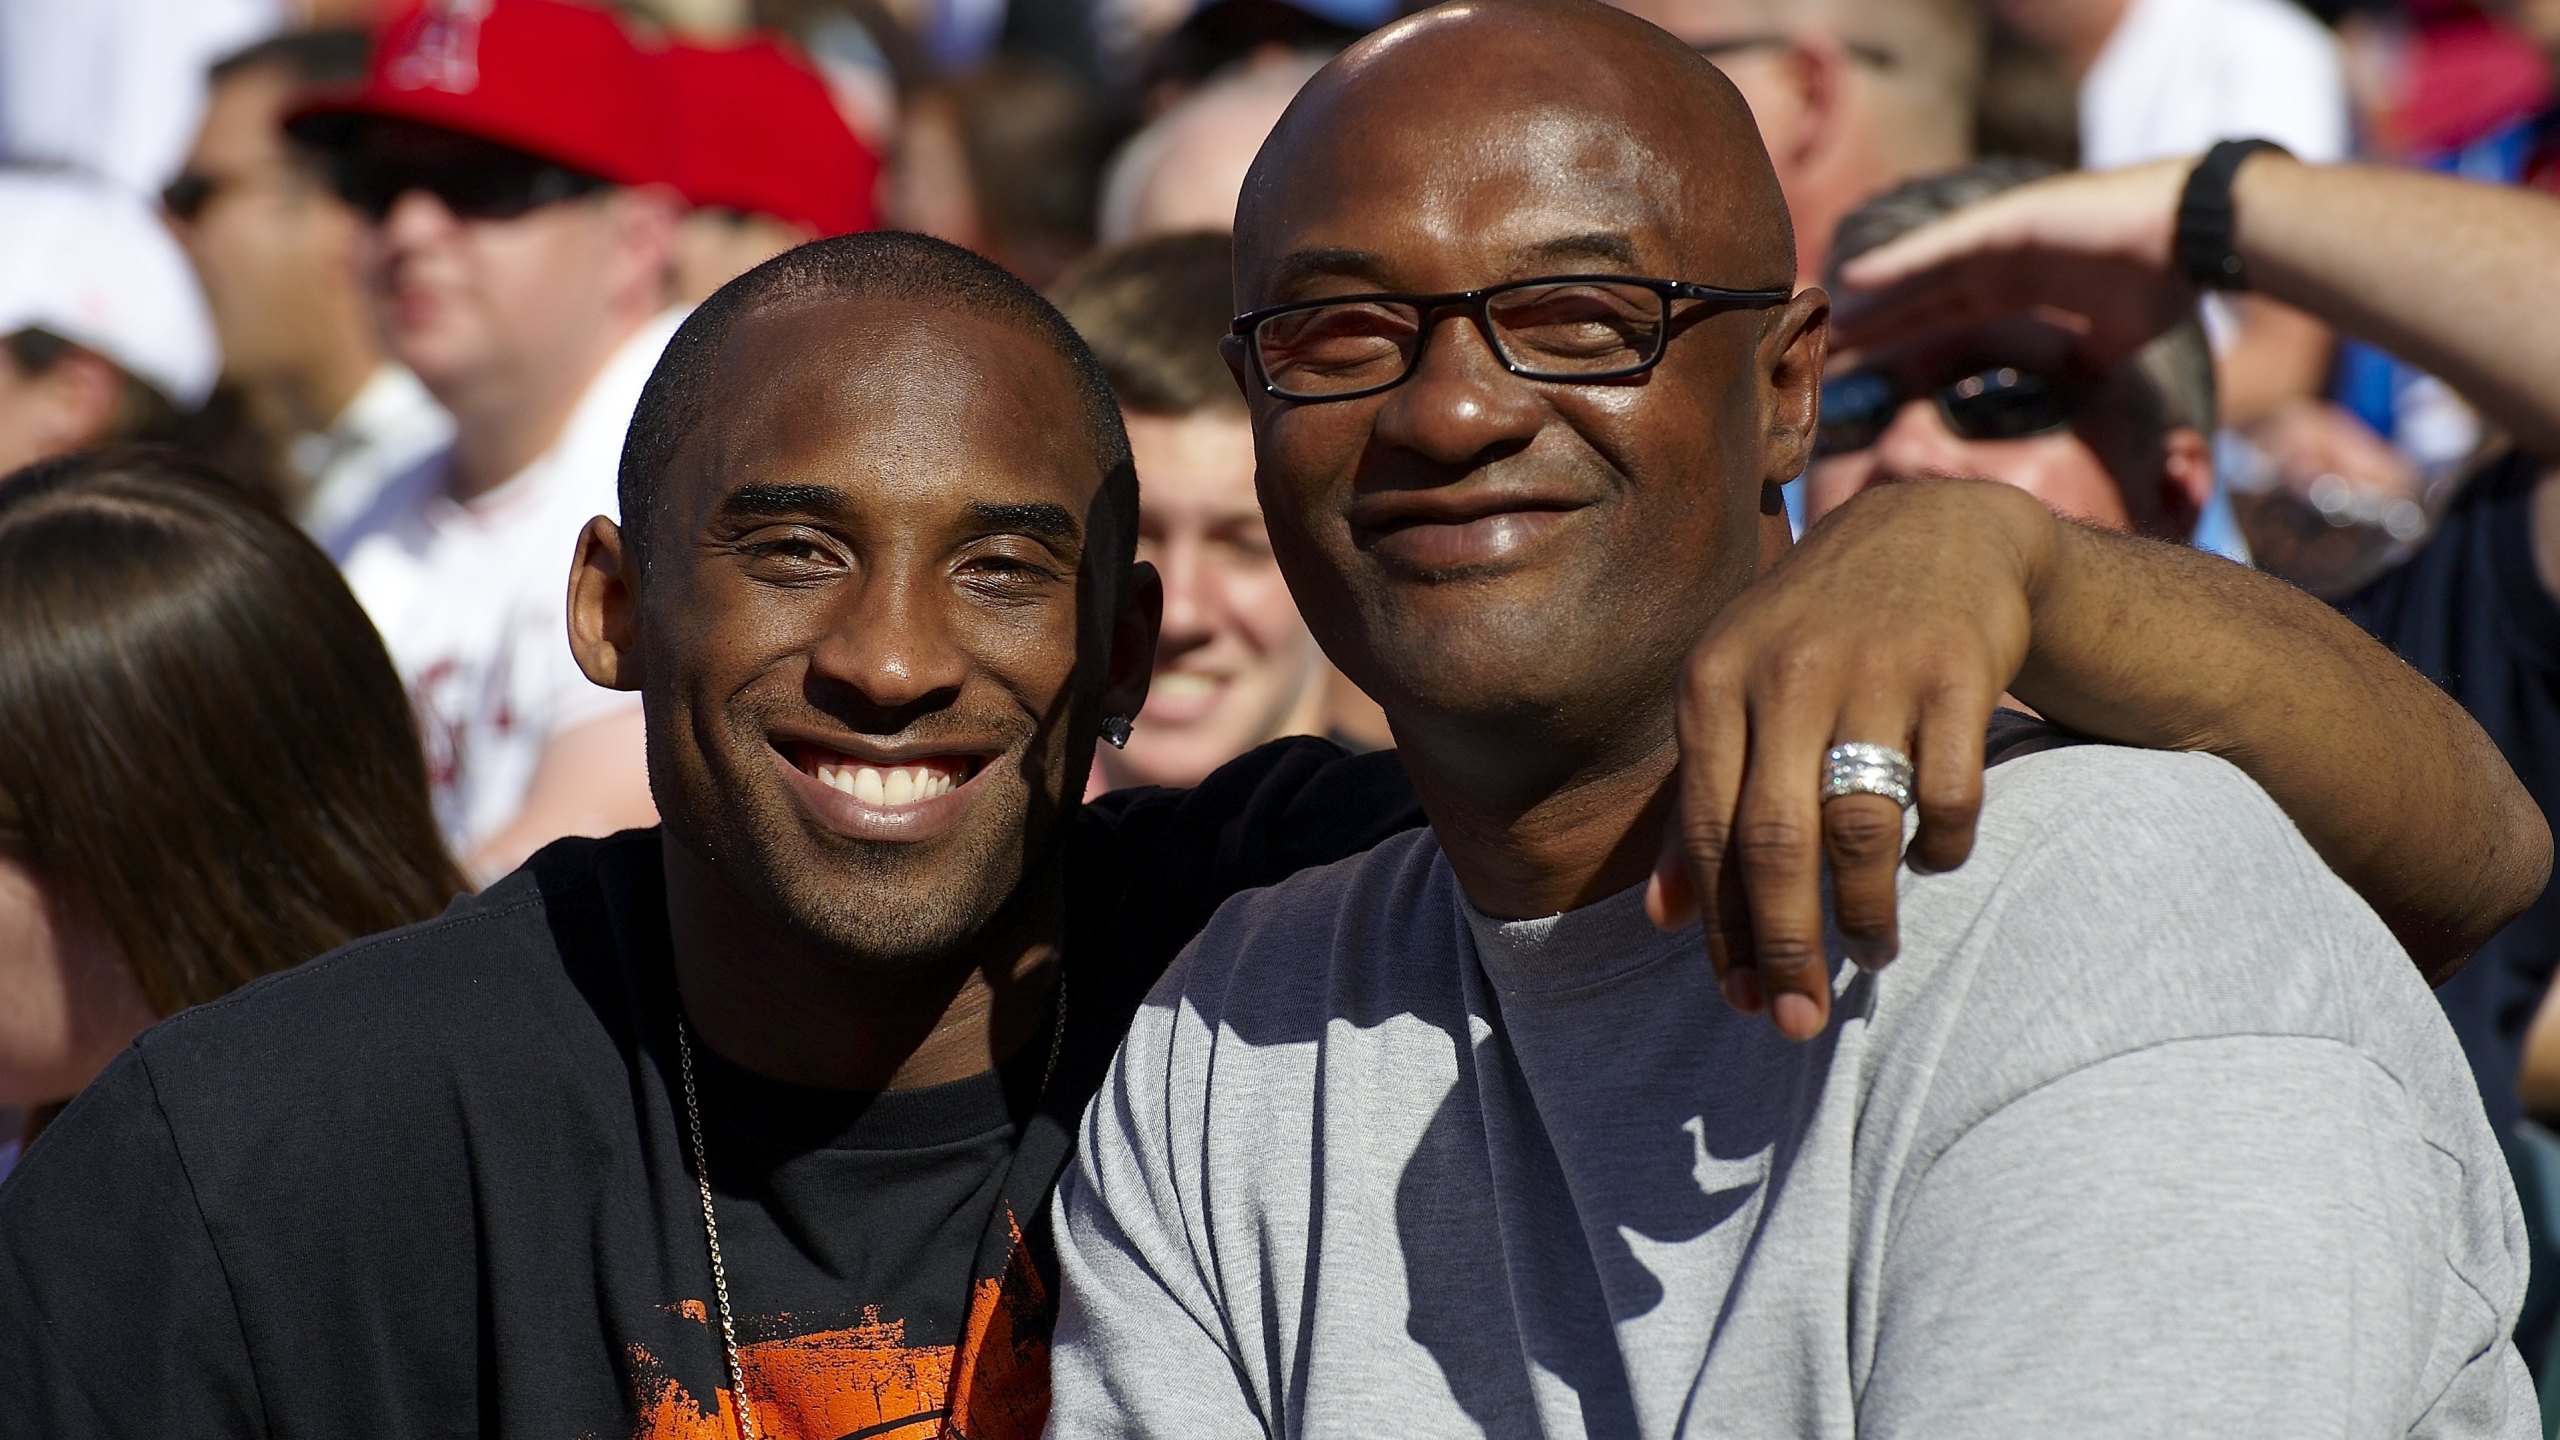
673, 971, 1068, 1440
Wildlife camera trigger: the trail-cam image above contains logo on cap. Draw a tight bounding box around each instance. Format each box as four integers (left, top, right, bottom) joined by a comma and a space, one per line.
389, 0, 495, 94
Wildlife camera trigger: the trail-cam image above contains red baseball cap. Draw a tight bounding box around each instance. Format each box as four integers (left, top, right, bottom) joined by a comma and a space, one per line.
655, 36, 880, 238
288, 0, 670, 188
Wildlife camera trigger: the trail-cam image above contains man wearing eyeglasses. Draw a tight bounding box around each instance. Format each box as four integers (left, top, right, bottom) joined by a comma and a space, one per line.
1802, 158, 2218, 542
287, 0, 682, 878
1048, 3, 2540, 1433
165, 28, 452, 554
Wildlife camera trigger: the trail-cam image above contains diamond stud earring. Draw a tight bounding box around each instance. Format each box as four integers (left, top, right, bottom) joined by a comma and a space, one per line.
1100, 715, 1134, 749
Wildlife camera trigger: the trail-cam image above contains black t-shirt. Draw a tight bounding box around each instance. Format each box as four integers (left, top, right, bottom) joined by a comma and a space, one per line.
0, 737, 1421, 1439
2345, 449, 2560, 1140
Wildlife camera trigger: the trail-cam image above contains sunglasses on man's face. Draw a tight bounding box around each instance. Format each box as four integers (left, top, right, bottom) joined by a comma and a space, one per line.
324, 146, 607, 224
1815, 365, 2076, 458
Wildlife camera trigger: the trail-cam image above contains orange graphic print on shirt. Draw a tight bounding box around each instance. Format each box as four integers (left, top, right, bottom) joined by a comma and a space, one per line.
629, 1209, 1051, 1440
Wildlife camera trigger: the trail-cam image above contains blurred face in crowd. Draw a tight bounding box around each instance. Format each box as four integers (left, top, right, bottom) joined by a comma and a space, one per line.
600, 297, 1150, 962
1105, 406, 1325, 789
167, 62, 368, 402
1231, 3, 1814, 775
1608, 0, 1979, 282
1804, 317, 2210, 540
0, 818, 154, 1108
345, 122, 671, 410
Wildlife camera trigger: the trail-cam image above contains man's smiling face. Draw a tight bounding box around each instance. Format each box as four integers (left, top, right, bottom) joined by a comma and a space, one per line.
641, 296, 1136, 961
1228, 3, 1819, 774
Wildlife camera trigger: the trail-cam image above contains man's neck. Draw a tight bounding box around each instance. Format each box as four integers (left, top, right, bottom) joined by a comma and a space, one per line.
660, 833, 1065, 1093
1399, 715, 1681, 922
277, 296, 392, 439
439, 312, 648, 502
2056, 0, 2136, 78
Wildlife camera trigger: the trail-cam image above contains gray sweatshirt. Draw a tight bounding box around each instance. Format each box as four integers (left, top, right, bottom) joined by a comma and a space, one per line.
1048, 745, 2534, 1438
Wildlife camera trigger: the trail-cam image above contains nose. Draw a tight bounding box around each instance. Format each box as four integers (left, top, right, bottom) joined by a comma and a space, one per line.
804, 559, 970, 729
1870, 397, 1973, 482
1151, 530, 1219, 652
376, 187, 461, 249
1367, 310, 1545, 467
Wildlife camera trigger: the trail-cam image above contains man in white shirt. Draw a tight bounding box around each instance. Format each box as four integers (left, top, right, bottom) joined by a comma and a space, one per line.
290, 0, 684, 875
166, 29, 451, 553
1995, 0, 2351, 528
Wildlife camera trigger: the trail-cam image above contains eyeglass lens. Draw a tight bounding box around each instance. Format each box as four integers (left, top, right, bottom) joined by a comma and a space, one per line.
1254, 280, 1669, 399
327, 150, 598, 223
1814, 366, 2072, 457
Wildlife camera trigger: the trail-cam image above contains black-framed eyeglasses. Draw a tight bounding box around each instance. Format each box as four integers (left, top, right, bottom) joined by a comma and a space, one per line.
1816, 365, 2076, 457
1231, 274, 1793, 403
323, 146, 608, 224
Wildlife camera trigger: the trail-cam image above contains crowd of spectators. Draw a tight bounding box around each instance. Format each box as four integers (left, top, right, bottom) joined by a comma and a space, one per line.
1, 0, 2558, 1431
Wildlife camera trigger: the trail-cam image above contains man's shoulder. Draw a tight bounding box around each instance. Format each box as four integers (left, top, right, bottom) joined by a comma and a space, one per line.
129, 831, 655, 1106
1143, 826, 1453, 1025
1930, 741, 2408, 998
1869, 743, 2477, 1156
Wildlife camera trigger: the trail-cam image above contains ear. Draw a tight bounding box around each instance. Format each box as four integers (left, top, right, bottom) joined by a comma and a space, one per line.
1099, 558, 1162, 730
1769, 35, 1850, 178
568, 514, 645, 691
609, 184, 689, 311
2155, 424, 2214, 542
1763, 286, 1831, 485
1219, 333, 1256, 402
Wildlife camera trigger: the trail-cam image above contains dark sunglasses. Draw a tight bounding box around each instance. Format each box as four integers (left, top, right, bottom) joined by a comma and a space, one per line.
160, 171, 227, 223
1815, 365, 2075, 458
324, 147, 608, 223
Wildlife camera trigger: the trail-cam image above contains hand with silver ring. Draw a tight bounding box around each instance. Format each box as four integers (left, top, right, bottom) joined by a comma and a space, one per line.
1821, 742, 1915, 809
1646, 480, 2049, 1041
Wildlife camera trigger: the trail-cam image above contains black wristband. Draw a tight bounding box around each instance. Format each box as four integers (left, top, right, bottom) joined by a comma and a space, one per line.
2175, 138, 2289, 291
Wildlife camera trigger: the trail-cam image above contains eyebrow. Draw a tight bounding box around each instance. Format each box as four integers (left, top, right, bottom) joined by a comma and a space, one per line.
1266, 246, 1389, 299
969, 500, 1082, 545
1519, 231, 1641, 270
717, 482, 845, 521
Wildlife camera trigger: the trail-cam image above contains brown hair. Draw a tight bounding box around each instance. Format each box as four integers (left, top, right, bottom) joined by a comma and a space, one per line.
0, 446, 462, 1016
1052, 230, 1242, 418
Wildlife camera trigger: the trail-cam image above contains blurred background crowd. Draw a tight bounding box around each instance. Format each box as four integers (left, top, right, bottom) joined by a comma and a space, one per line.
2, 0, 2558, 1410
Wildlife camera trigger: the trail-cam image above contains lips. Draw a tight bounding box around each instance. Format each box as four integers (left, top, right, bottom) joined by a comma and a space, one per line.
1351, 479, 1587, 573
1142, 670, 1227, 726
773, 739, 996, 845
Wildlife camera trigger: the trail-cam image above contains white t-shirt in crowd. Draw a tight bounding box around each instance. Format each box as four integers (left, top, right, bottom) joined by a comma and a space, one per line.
304, 363, 452, 561
2080, 0, 2350, 169
339, 310, 683, 857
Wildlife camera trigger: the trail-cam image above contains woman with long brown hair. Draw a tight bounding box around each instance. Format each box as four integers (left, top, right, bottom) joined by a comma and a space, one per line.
0, 447, 462, 1170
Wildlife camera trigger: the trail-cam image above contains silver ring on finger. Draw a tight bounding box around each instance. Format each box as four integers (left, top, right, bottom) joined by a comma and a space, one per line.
1821, 741, 1915, 810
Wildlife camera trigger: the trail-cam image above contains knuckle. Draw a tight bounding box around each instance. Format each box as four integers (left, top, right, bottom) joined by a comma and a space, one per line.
1752, 933, 1825, 978
1754, 642, 1827, 695
1917, 777, 1982, 826
1822, 803, 1904, 864
1679, 812, 1735, 855
1734, 818, 1811, 872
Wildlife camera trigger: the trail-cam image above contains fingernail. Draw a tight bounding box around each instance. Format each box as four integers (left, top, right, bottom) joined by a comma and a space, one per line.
1772, 992, 1823, 1039
1847, 936, 1898, 971
1722, 970, 1765, 1014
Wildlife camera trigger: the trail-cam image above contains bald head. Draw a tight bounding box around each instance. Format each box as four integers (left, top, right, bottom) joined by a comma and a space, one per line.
1238, 0, 1794, 306
1222, 0, 1829, 817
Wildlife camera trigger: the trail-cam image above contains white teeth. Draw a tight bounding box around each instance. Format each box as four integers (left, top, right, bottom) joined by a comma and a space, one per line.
812, 757, 964, 808
852, 767, 887, 806
1154, 673, 1219, 701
